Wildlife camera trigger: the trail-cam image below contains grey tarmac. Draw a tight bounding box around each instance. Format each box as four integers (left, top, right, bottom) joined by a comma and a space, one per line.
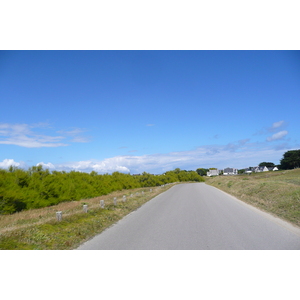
77, 183, 300, 250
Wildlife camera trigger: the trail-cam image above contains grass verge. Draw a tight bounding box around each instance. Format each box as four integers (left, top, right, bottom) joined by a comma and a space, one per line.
206, 169, 300, 227
0, 184, 176, 250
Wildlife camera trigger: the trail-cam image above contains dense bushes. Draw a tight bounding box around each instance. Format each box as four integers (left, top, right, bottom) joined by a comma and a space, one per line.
0, 166, 204, 214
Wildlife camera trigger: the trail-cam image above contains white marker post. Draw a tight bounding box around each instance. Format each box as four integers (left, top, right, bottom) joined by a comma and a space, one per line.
83, 204, 88, 213
56, 211, 62, 222
123, 195, 126, 202
113, 197, 117, 206
100, 200, 105, 208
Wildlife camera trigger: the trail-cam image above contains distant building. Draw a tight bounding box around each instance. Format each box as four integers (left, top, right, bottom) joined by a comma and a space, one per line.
207, 169, 220, 176
245, 166, 279, 174
254, 166, 269, 172
248, 166, 279, 173
223, 167, 238, 175
245, 167, 255, 174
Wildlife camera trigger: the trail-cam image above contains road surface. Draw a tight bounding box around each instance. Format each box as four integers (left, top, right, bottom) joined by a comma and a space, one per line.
77, 183, 300, 250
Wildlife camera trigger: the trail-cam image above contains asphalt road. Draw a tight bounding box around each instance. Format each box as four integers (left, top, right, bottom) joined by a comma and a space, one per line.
77, 183, 300, 250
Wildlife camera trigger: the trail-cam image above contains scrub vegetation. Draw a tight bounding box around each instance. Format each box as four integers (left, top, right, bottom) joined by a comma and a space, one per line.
0, 166, 203, 215
206, 168, 300, 227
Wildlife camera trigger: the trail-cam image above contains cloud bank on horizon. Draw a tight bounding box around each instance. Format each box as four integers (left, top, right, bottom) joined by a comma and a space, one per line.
1, 120, 297, 174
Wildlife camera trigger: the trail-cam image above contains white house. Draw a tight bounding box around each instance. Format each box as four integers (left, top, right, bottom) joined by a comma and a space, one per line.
223, 167, 238, 175
207, 169, 219, 176
254, 166, 269, 172
254, 166, 278, 172
245, 167, 256, 174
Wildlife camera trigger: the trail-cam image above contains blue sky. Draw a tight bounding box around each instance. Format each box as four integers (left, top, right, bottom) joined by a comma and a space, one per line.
1, 50, 300, 174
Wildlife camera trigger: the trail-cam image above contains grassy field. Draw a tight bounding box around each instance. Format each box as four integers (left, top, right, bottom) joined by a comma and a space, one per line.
206, 169, 300, 227
0, 184, 176, 250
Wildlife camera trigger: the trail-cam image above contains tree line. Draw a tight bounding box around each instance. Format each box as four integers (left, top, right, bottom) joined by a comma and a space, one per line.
0, 166, 204, 215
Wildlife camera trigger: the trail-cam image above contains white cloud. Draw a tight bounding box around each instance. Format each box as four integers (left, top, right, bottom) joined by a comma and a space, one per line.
266, 130, 288, 142
50, 140, 288, 173
37, 162, 55, 169
92, 157, 131, 173
0, 123, 67, 148
0, 123, 90, 148
0, 143, 291, 174
0, 159, 20, 168
71, 136, 90, 143
58, 128, 90, 143
271, 120, 285, 130
2, 136, 296, 174
54, 159, 131, 173
0, 138, 67, 148
255, 120, 287, 135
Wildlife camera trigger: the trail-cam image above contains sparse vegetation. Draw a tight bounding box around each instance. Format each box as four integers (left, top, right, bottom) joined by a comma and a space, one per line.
206, 169, 300, 227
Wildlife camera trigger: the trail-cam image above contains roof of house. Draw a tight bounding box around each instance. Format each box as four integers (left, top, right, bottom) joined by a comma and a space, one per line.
224, 167, 237, 172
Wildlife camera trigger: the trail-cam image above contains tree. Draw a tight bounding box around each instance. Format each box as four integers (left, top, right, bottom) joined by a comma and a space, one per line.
259, 162, 275, 167
280, 150, 300, 169
196, 168, 209, 176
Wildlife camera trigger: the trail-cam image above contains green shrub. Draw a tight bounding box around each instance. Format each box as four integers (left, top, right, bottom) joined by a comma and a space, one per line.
0, 167, 204, 214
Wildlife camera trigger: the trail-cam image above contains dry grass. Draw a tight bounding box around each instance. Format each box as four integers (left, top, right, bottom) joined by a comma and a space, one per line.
0, 184, 176, 249
206, 169, 300, 227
